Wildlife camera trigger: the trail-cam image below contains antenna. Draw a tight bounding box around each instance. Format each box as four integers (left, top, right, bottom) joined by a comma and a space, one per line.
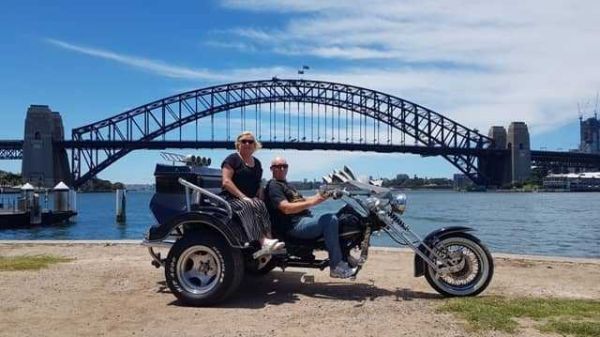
595, 92, 599, 119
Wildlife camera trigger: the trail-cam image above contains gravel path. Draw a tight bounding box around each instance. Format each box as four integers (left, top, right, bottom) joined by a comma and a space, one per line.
0, 243, 598, 337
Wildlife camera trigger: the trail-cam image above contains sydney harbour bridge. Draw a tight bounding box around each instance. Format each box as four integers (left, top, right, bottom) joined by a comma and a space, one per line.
1, 79, 599, 188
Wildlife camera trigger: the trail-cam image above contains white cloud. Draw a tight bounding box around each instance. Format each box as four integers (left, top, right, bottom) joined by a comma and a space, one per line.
45, 38, 229, 81
46, 38, 297, 84
218, 0, 600, 133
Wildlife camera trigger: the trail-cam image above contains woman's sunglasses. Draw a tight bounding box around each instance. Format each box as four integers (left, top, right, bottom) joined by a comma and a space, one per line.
271, 164, 289, 170
240, 139, 255, 145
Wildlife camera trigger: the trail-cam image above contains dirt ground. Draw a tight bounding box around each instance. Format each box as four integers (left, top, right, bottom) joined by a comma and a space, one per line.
0, 243, 598, 337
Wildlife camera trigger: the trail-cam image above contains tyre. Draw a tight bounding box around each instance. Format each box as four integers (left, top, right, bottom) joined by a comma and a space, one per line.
424, 233, 494, 297
165, 232, 244, 306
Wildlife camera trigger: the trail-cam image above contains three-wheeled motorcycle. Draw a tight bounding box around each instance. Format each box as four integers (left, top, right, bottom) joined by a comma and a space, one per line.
143, 153, 494, 306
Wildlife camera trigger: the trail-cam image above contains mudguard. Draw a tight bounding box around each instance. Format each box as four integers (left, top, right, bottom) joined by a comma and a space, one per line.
146, 209, 247, 248
413, 226, 475, 277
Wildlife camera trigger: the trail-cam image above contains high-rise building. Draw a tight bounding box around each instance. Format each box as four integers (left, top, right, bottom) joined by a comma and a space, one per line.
580, 115, 600, 153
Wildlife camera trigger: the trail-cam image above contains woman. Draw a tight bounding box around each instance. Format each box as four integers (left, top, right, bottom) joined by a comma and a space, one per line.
221, 131, 284, 253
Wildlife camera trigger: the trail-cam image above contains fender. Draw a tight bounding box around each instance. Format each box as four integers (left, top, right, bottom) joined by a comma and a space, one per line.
146, 209, 247, 248
413, 226, 475, 277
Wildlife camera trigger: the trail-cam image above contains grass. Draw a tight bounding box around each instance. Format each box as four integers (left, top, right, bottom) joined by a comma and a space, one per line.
439, 296, 600, 337
0, 254, 74, 271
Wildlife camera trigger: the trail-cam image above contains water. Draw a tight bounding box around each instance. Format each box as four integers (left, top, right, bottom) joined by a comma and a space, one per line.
0, 190, 598, 258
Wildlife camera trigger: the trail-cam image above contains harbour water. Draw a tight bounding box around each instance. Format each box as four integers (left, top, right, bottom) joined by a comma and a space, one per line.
0, 190, 598, 258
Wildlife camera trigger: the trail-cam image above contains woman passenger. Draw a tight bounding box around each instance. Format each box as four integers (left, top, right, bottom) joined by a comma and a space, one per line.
221, 131, 284, 253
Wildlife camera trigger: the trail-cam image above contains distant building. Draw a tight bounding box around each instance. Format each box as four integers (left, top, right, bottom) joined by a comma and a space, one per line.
543, 172, 600, 191
453, 173, 469, 190
396, 174, 409, 181
579, 115, 600, 153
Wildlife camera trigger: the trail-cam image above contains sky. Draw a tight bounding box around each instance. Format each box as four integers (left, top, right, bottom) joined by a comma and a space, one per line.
1, 0, 599, 183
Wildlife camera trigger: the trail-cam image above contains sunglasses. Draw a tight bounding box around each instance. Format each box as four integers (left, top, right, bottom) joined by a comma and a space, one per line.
271, 164, 289, 170
240, 139, 255, 145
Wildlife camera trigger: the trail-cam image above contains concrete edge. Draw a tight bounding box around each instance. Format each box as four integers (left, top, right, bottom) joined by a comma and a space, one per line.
0, 240, 598, 264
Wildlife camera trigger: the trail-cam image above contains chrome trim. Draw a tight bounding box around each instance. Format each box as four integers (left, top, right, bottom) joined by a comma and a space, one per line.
178, 178, 233, 220
147, 247, 164, 267
177, 245, 222, 295
390, 193, 407, 214
142, 239, 175, 248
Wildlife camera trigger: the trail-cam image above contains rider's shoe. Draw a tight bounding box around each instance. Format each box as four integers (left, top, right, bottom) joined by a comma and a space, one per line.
253, 238, 285, 259
263, 238, 285, 252
330, 261, 357, 279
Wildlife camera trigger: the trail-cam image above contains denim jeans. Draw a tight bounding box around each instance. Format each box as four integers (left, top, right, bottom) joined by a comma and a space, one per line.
287, 213, 341, 268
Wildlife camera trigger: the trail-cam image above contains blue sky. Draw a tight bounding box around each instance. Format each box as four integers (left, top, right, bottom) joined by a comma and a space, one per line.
1, 0, 598, 183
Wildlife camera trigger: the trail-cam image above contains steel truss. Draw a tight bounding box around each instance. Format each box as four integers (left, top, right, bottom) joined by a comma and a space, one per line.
0, 141, 24, 160
70, 79, 493, 188
531, 150, 600, 172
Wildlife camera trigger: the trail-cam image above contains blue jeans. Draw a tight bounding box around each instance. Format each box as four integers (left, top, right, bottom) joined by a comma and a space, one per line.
287, 213, 341, 268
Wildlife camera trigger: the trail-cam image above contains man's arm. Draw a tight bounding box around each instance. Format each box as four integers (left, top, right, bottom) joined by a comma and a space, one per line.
267, 182, 328, 215
277, 193, 327, 215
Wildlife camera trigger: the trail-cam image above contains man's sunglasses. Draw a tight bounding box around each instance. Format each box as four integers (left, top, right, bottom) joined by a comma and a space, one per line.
240, 139, 255, 145
271, 164, 289, 170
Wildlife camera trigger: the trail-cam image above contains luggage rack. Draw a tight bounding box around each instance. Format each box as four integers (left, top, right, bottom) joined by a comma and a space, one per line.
160, 151, 212, 167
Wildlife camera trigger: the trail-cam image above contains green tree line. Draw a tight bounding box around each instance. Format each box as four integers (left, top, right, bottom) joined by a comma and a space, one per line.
0, 170, 22, 186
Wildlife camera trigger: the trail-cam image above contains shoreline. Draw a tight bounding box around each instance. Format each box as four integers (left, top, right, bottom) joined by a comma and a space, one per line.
1, 240, 599, 264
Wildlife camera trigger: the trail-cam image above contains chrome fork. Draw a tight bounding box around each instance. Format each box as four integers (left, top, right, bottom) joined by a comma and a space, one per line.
380, 213, 456, 274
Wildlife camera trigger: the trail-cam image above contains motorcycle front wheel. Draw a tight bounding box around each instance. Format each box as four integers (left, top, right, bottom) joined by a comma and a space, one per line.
424, 233, 493, 297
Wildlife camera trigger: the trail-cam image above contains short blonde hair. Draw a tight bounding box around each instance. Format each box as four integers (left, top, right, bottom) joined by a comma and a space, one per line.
235, 131, 262, 151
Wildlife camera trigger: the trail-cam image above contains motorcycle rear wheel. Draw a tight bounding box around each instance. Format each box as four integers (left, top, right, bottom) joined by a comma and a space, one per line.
165, 232, 244, 306
424, 233, 493, 297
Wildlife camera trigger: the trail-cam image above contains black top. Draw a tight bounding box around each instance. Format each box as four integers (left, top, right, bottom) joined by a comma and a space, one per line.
221, 153, 263, 198
265, 179, 312, 235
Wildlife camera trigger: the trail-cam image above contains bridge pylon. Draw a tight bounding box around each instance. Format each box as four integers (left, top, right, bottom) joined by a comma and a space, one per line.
479, 122, 532, 187
21, 105, 71, 187
479, 126, 510, 186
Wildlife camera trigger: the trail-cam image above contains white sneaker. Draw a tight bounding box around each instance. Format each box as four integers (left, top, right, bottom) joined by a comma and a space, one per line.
263, 238, 285, 252
330, 261, 357, 279
253, 238, 285, 259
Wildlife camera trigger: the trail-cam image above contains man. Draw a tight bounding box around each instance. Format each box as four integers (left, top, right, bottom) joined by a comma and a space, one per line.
264, 156, 357, 279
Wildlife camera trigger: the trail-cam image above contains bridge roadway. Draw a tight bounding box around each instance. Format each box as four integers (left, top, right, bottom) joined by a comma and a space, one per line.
59, 140, 502, 156
56, 141, 600, 168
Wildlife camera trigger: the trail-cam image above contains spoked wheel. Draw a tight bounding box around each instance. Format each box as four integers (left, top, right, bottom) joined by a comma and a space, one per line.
424, 233, 494, 297
165, 233, 243, 306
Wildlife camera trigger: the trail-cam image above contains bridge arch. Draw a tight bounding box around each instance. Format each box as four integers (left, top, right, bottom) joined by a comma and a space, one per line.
70, 79, 493, 188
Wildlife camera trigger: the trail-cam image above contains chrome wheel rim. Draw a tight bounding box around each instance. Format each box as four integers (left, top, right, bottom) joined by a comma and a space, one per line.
429, 237, 490, 296
177, 245, 221, 295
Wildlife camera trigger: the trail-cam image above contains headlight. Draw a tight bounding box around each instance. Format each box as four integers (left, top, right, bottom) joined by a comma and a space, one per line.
390, 193, 407, 213
364, 196, 381, 210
